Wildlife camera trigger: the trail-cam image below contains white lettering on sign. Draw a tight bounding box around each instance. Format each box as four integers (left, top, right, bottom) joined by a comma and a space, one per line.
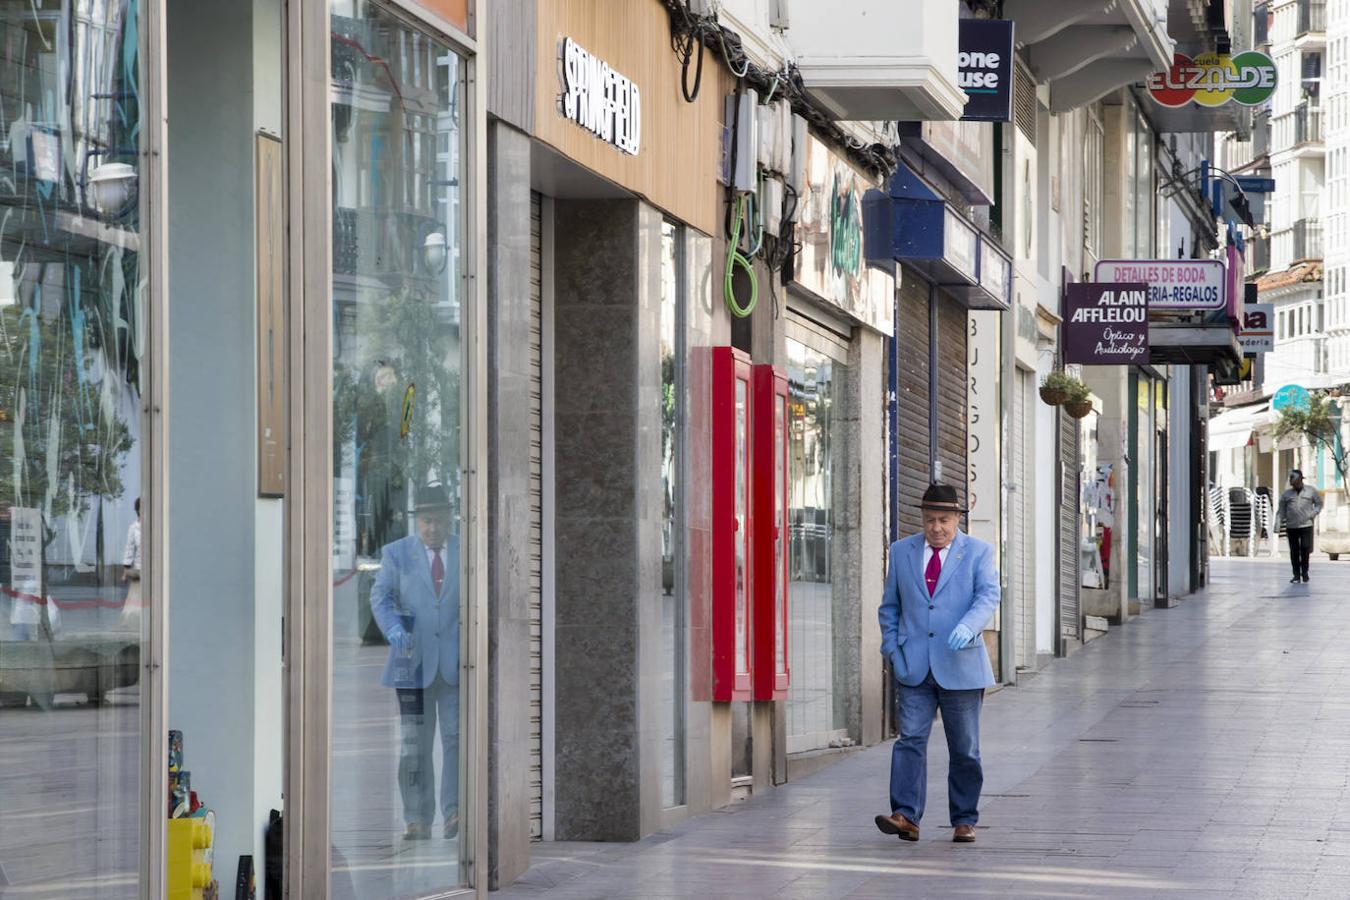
1069, 289, 1149, 324
1093, 326, 1149, 361
561, 37, 641, 156
958, 50, 1002, 90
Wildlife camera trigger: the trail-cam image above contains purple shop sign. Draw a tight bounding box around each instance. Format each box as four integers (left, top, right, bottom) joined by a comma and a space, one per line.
1063, 282, 1149, 365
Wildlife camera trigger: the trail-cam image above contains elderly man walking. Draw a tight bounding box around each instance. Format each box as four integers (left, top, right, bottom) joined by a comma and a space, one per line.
1278, 468, 1323, 584
875, 483, 1000, 844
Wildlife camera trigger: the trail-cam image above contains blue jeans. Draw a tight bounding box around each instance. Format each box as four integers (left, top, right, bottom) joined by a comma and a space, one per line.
890, 670, 984, 826
396, 675, 460, 827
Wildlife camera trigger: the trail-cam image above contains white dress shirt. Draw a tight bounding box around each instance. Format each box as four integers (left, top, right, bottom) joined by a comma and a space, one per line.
923, 543, 951, 572
123, 519, 142, 570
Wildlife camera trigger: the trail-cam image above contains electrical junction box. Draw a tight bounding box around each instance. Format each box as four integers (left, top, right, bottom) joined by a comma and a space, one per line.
733, 88, 759, 191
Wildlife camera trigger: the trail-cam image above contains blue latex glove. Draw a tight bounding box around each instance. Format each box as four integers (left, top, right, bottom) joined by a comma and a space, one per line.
948, 623, 977, 651
387, 625, 414, 654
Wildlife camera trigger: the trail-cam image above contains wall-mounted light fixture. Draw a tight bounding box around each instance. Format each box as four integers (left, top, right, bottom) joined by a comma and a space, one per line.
88, 161, 137, 217
422, 230, 448, 275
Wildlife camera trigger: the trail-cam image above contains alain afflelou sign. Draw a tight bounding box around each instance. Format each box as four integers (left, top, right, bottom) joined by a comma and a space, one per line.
1064, 282, 1149, 366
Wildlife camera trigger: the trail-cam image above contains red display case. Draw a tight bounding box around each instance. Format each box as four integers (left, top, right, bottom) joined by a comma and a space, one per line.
711, 347, 754, 701
752, 365, 790, 700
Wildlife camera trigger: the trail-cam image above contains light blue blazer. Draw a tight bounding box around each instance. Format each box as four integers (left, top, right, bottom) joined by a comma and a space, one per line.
878, 530, 999, 691
371, 534, 460, 689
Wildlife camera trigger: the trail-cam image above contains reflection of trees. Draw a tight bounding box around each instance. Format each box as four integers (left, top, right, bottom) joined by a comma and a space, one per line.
0, 0, 141, 557
0, 298, 133, 542
330, 10, 462, 559
334, 290, 459, 556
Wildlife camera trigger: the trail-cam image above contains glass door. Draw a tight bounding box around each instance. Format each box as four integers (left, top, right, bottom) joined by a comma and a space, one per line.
0, 1, 149, 895
328, 2, 471, 895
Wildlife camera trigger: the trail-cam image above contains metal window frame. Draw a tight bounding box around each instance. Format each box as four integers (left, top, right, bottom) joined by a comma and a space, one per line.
285, 0, 488, 895
661, 219, 690, 814
140, 0, 170, 895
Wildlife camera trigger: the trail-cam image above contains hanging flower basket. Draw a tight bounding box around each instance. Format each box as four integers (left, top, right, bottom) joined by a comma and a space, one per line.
1064, 399, 1094, 419
1040, 385, 1069, 406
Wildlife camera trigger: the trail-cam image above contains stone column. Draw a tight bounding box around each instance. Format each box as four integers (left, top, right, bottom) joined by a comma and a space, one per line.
485, 120, 532, 887
552, 199, 645, 841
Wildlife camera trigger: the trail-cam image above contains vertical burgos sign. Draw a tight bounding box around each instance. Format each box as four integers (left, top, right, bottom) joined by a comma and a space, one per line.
957, 19, 1014, 122
560, 37, 641, 155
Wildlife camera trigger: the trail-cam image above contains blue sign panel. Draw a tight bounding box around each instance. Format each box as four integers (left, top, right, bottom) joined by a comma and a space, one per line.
1271, 384, 1312, 413
1234, 176, 1276, 194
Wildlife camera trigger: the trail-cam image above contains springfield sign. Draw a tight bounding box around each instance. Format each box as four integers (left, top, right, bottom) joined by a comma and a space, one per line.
560, 37, 641, 155
1064, 283, 1149, 365
1094, 259, 1227, 311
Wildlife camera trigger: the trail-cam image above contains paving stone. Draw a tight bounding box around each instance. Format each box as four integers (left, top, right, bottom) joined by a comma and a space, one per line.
500, 560, 1350, 898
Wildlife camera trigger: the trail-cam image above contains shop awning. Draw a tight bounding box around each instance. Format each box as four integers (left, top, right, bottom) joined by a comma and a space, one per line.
1148, 321, 1243, 384
863, 166, 1012, 311
1207, 403, 1273, 452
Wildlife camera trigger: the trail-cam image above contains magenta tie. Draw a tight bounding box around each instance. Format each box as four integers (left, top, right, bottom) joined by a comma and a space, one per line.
431, 551, 445, 596
925, 549, 941, 596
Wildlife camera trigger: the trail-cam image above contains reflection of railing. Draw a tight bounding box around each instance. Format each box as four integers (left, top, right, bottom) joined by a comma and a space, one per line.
1293, 217, 1323, 261
1298, 0, 1326, 35
1273, 103, 1323, 149
1249, 234, 1270, 272
1296, 103, 1322, 144
789, 507, 832, 583
334, 207, 358, 274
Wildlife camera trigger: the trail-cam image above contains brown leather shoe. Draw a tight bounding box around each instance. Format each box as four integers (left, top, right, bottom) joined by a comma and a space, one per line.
874, 812, 920, 841
953, 824, 976, 843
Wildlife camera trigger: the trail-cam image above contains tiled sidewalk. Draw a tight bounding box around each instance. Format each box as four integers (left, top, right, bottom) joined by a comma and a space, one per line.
500, 559, 1350, 899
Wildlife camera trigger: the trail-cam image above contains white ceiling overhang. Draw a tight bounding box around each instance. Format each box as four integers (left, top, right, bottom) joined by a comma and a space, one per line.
1005, 0, 1175, 113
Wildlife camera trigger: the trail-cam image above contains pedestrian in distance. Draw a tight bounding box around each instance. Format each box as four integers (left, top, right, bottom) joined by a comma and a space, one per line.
371, 483, 462, 841
1277, 468, 1322, 584
875, 483, 1000, 845
120, 498, 142, 628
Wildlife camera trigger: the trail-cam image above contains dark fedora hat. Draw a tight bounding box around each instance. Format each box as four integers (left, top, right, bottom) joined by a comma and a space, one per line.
916, 482, 966, 513
413, 483, 452, 512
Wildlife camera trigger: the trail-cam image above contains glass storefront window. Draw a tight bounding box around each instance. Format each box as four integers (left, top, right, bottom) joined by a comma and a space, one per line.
785, 336, 846, 752
659, 222, 685, 808
0, 1, 144, 895
329, 3, 468, 894
1135, 376, 1155, 603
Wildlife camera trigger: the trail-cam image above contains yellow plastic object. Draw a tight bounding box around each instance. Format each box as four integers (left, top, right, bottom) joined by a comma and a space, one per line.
167, 817, 214, 900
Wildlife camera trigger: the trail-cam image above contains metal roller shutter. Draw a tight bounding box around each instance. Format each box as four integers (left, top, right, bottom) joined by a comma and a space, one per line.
1058, 407, 1082, 646
896, 272, 930, 537
1015, 370, 1034, 669
528, 192, 544, 840
935, 295, 968, 503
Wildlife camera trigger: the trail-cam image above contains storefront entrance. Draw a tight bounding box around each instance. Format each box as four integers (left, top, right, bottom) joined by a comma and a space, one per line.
0, 0, 486, 896
328, 2, 474, 895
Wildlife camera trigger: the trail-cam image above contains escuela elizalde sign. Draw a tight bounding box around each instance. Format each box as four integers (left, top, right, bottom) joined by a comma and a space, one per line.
1063, 283, 1150, 365
1147, 51, 1277, 108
